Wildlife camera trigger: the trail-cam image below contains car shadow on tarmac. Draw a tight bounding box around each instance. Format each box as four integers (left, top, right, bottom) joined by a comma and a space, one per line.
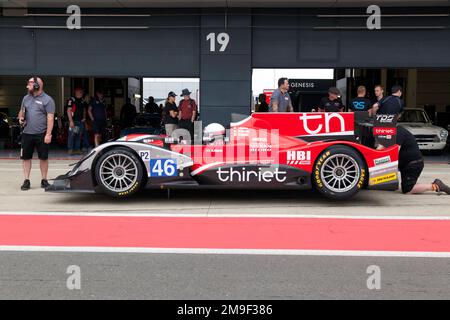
50, 188, 383, 208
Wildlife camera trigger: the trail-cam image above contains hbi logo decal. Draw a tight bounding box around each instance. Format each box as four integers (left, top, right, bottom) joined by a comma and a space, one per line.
287, 150, 311, 165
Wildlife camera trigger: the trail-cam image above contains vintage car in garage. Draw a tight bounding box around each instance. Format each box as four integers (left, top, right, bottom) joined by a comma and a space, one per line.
47, 112, 401, 200
398, 108, 449, 153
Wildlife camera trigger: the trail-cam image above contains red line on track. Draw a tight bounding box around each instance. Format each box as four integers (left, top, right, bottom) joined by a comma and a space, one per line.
1, 215, 450, 252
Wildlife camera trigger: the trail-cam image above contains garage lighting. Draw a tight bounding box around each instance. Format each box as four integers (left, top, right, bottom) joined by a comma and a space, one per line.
314, 26, 447, 30
22, 26, 149, 29
317, 14, 449, 18
25, 14, 151, 17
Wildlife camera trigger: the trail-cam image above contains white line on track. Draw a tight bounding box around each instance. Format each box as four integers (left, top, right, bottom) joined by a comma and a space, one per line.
1, 211, 450, 220
0, 246, 449, 258
0, 164, 75, 167
0, 169, 66, 171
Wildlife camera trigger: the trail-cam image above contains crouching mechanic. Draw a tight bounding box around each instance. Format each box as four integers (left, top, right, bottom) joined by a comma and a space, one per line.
377, 125, 450, 195
18, 77, 55, 191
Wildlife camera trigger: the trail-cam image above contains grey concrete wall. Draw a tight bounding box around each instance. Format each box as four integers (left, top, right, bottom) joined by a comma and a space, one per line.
252, 8, 450, 68
1, 7, 450, 124
0, 12, 200, 77
199, 9, 252, 125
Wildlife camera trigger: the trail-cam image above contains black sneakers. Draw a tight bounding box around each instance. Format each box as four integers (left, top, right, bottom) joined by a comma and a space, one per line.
21, 179, 31, 191
41, 179, 50, 189
433, 179, 450, 195
20, 179, 49, 190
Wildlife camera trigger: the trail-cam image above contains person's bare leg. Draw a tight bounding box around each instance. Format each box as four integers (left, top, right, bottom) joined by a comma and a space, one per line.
408, 183, 433, 194
95, 134, 101, 147
40, 159, 49, 180
23, 160, 32, 180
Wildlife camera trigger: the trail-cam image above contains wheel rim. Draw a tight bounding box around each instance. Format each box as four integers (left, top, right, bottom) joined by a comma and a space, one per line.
320, 154, 360, 193
99, 154, 138, 193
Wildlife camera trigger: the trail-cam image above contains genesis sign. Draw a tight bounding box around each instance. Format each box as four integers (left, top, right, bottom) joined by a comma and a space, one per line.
288, 79, 334, 93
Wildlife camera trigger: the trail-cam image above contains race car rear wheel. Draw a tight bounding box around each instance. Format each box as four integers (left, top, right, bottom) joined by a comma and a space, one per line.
313, 146, 366, 200
95, 148, 144, 197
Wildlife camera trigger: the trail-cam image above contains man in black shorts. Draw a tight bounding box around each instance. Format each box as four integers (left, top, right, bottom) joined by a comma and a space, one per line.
378, 125, 450, 195
17, 77, 55, 191
88, 90, 107, 147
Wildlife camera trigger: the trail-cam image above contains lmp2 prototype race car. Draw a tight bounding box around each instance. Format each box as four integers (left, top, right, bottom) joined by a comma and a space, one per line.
47, 112, 400, 200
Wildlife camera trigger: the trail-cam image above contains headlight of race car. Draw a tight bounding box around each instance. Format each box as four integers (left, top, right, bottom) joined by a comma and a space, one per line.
439, 129, 449, 141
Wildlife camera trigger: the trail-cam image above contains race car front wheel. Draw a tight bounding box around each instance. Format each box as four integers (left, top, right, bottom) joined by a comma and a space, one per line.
95, 148, 144, 197
313, 146, 366, 200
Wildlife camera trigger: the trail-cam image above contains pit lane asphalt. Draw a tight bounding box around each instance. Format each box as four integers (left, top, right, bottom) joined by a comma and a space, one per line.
1, 252, 450, 299
1, 158, 450, 300
0, 159, 449, 216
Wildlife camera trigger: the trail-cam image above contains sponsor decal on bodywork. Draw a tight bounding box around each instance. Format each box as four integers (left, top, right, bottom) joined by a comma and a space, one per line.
369, 158, 399, 186
139, 150, 151, 161
373, 127, 397, 136
298, 113, 354, 136
374, 156, 391, 166
250, 137, 272, 152
375, 115, 396, 124
370, 172, 398, 186
149, 159, 178, 177
287, 150, 312, 165
216, 166, 287, 183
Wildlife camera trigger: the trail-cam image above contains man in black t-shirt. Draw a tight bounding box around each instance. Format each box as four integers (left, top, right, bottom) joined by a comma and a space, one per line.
374, 85, 404, 116
145, 96, 160, 114
67, 88, 89, 155
377, 126, 450, 194
163, 91, 179, 136
120, 98, 137, 129
350, 86, 373, 114
318, 87, 344, 112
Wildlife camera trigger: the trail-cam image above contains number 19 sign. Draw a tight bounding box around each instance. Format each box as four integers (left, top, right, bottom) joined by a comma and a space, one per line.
206, 32, 230, 52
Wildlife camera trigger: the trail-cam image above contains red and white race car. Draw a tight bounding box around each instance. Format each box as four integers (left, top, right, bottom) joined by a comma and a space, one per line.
47, 112, 400, 200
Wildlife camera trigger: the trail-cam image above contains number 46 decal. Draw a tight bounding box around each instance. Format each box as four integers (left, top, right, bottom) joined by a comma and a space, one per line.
149, 159, 178, 177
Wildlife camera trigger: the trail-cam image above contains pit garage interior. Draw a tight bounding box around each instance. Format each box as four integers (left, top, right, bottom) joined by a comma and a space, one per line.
1, 1, 450, 155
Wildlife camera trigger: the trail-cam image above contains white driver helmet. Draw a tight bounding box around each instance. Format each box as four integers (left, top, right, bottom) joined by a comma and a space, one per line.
203, 123, 226, 139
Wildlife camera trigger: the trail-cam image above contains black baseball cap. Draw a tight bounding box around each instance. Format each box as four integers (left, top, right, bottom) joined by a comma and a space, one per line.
168, 91, 177, 98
